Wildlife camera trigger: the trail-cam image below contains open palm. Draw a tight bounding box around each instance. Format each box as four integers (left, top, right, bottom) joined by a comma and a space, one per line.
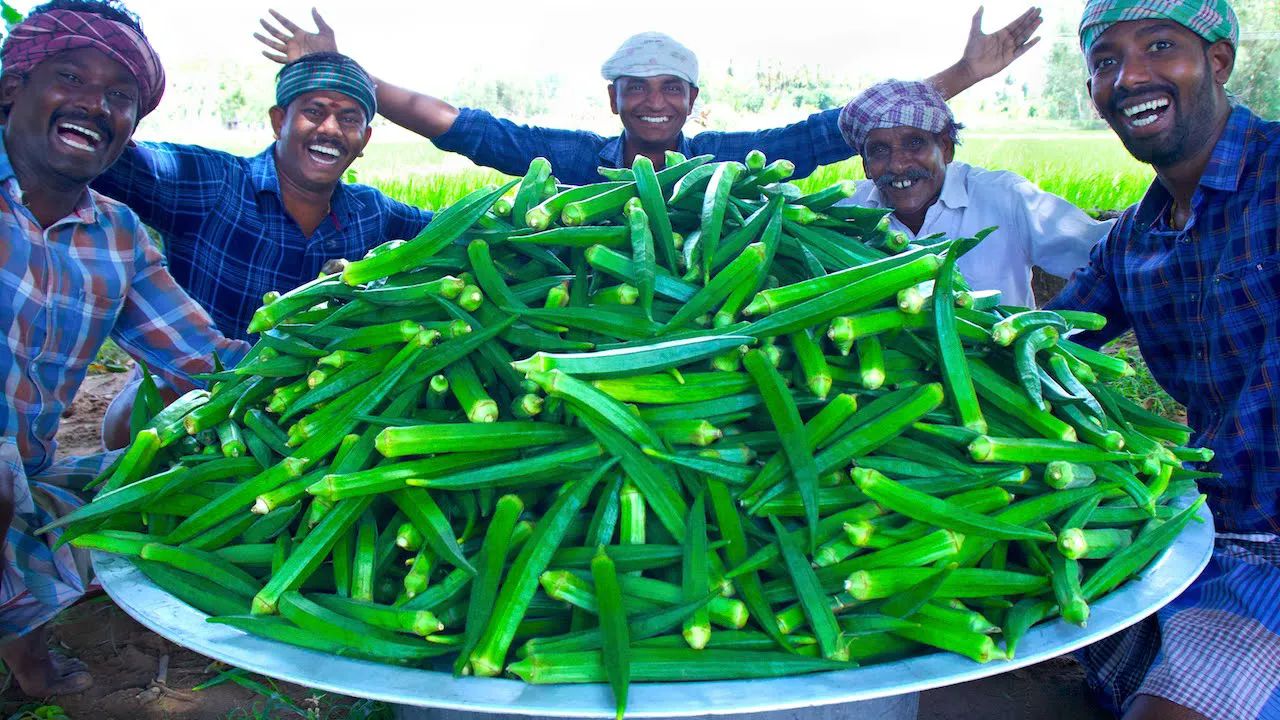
964, 6, 1043, 81
254, 8, 339, 64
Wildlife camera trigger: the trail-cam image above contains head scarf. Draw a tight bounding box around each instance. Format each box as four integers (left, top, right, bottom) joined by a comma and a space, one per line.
1079, 0, 1239, 54
838, 80, 961, 156
275, 53, 376, 122
600, 32, 699, 86
0, 8, 165, 117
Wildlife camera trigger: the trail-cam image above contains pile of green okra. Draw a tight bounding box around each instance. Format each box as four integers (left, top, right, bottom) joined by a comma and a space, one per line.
53, 151, 1210, 717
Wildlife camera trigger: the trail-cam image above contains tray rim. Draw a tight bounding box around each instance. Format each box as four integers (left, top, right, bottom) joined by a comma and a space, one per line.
92, 497, 1214, 717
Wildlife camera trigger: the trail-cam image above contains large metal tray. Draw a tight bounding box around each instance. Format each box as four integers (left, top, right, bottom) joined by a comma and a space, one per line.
93, 498, 1213, 717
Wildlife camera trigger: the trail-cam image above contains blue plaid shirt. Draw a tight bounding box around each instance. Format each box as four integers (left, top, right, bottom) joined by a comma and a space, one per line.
91, 143, 432, 340
1048, 105, 1280, 535
432, 108, 853, 185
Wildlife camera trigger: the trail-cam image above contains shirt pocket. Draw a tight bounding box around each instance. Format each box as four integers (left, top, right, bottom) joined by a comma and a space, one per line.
1207, 253, 1279, 358
38, 287, 125, 370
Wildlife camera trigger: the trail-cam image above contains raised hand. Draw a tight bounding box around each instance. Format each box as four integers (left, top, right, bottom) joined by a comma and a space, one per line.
962, 6, 1043, 81
254, 7, 339, 65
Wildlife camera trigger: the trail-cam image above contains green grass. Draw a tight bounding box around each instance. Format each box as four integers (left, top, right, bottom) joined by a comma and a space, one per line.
353, 130, 1153, 216
1103, 334, 1185, 422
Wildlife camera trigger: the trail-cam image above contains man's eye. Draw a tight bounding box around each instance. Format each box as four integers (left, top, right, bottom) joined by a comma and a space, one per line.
60, 71, 80, 84
1150, 40, 1173, 51
109, 89, 135, 102
909, 137, 924, 148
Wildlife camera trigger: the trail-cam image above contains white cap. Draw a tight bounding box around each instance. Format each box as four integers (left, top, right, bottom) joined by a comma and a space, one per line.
600, 32, 699, 86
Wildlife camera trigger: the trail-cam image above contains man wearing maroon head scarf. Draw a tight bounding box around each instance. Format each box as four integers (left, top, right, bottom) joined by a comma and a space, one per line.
0, 0, 247, 695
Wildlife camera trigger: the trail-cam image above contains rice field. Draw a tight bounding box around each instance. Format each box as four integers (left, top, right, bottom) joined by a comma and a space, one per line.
349, 129, 1154, 216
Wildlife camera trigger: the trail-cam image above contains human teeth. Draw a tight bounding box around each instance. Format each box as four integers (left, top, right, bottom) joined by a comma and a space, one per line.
1123, 98, 1169, 117
640, 116, 669, 123
58, 135, 94, 151
1132, 115, 1159, 127
59, 123, 101, 142
310, 145, 340, 157
892, 179, 913, 189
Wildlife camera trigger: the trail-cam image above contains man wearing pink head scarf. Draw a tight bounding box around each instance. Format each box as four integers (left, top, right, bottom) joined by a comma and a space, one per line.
0, 0, 247, 695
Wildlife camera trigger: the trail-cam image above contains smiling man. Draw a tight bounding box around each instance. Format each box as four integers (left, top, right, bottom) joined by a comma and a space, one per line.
836, 80, 1111, 306
91, 51, 433, 343
255, 8, 1044, 184
0, 0, 248, 695
1045, 2, 1280, 719
91, 50, 436, 450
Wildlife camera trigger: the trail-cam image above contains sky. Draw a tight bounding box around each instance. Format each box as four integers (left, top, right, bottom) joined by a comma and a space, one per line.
11, 0, 1085, 95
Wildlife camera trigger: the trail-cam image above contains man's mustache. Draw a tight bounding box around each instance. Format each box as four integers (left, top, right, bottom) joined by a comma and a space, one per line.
1110, 82, 1179, 117
874, 168, 931, 189
53, 111, 112, 144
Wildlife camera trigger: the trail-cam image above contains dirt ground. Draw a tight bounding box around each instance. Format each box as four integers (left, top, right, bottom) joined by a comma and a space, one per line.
0, 367, 1114, 719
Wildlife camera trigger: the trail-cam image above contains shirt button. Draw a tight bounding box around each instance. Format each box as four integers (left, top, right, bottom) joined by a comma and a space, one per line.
1259, 264, 1265, 271
1190, 293, 1198, 301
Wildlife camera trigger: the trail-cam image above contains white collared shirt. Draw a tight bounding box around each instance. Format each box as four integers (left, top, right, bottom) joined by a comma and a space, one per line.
840, 161, 1114, 307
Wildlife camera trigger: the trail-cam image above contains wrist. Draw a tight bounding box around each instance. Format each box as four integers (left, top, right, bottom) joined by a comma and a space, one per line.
953, 58, 981, 88
933, 60, 978, 101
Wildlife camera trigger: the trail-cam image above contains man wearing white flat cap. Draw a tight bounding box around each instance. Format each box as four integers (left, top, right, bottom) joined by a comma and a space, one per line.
256, 7, 1044, 183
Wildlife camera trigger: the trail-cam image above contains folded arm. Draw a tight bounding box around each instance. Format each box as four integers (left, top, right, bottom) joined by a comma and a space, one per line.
111, 225, 250, 391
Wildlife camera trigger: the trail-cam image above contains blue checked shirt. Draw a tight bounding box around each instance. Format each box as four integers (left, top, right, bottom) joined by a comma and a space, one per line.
432, 108, 853, 185
1048, 105, 1280, 535
91, 143, 433, 340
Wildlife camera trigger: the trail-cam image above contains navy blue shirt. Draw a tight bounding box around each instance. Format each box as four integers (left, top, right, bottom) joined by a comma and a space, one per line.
432, 107, 853, 185
92, 143, 432, 340
1048, 105, 1280, 535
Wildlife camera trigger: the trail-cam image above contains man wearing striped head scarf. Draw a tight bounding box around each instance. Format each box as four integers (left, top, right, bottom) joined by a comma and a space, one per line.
91, 50, 434, 349
1046, 2, 1280, 718
92, 49, 439, 450
835, 79, 1111, 307
0, 0, 249, 695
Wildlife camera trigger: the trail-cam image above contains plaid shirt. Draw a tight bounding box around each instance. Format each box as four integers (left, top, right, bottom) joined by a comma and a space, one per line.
0, 139, 248, 479
1048, 105, 1280, 535
91, 143, 433, 340
432, 108, 853, 185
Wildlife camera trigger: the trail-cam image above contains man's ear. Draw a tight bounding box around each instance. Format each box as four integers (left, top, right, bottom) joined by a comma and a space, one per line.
1085, 76, 1102, 117
356, 125, 372, 158
0, 73, 25, 111
940, 135, 955, 164
606, 83, 620, 115
688, 84, 700, 107
269, 105, 286, 140
1208, 40, 1235, 86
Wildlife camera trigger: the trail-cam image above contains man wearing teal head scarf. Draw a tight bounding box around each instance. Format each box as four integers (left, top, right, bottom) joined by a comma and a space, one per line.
92, 50, 436, 450
1047, 2, 1280, 719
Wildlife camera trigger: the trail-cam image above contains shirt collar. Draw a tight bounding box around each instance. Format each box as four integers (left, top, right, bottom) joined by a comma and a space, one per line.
1200, 104, 1252, 193
600, 131, 695, 170
1132, 104, 1255, 229
0, 130, 101, 224
250, 144, 282, 196
936, 162, 969, 210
